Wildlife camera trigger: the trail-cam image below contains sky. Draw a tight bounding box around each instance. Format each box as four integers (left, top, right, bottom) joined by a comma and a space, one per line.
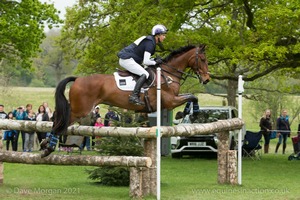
39, 0, 77, 32
40, 0, 77, 19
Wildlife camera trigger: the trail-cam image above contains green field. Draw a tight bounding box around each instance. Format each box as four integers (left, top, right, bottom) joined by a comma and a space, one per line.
0, 150, 299, 200
1, 87, 300, 199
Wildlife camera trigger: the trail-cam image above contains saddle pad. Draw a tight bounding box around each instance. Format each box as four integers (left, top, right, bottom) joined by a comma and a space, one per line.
113, 72, 135, 91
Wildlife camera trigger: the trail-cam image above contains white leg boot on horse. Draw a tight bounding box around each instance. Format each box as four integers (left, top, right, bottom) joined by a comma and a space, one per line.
129, 74, 147, 105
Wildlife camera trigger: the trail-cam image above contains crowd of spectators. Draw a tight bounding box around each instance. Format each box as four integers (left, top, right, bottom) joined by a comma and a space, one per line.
0, 103, 127, 152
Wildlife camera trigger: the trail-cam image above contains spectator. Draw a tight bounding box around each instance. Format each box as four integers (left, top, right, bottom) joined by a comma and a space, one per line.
12, 106, 27, 151
275, 109, 291, 154
94, 117, 104, 146
24, 110, 36, 152
91, 106, 101, 149
43, 102, 53, 119
93, 106, 101, 119
95, 117, 104, 127
25, 104, 34, 115
0, 104, 7, 119
79, 112, 95, 151
259, 109, 272, 154
104, 106, 119, 126
0, 104, 7, 144
4, 112, 17, 151
35, 105, 50, 147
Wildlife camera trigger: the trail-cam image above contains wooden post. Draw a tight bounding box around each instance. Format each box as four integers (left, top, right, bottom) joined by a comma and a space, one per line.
142, 138, 156, 196
217, 131, 229, 184
129, 167, 143, 198
0, 130, 3, 184
227, 150, 238, 184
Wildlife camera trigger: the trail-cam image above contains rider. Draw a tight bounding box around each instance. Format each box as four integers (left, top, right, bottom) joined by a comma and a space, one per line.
118, 24, 167, 105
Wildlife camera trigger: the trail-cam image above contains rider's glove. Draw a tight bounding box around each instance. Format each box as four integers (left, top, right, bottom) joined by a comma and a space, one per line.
155, 58, 163, 65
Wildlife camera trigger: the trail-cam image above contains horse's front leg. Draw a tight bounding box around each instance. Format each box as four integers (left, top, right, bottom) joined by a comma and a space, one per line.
178, 93, 198, 103
163, 93, 198, 110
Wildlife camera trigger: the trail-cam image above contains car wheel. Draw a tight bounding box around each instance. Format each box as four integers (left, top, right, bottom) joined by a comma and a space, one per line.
171, 153, 182, 159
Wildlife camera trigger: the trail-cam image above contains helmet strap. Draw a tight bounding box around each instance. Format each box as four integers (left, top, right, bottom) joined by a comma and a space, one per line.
157, 42, 165, 51
158, 36, 161, 43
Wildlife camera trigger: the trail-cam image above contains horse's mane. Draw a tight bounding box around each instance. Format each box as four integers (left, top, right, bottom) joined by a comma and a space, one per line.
164, 45, 196, 62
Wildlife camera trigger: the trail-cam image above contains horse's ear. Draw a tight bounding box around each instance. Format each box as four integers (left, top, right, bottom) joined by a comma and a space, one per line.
200, 44, 207, 52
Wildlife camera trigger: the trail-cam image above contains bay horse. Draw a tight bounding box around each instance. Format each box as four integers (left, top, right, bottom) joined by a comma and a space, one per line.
41, 45, 210, 157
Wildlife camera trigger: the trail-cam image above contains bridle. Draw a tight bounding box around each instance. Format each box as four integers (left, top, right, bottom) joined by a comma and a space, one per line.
160, 46, 208, 84
193, 46, 209, 83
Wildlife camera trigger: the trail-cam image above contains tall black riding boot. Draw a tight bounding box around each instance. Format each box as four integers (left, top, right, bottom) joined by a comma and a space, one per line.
283, 143, 286, 154
275, 143, 280, 154
129, 74, 147, 105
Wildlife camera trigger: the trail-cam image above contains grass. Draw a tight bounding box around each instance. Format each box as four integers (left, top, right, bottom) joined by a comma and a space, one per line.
0, 164, 129, 200
0, 142, 299, 200
162, 141, 299, 200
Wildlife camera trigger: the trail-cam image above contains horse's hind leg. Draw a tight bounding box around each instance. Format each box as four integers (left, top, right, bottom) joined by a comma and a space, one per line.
40, 133, 59, 157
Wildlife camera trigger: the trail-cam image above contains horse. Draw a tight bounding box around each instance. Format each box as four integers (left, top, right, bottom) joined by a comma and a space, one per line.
41, 44, 210, 157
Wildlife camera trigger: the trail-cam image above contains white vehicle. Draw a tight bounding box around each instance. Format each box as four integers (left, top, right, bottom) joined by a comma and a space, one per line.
171, 105, 245, 158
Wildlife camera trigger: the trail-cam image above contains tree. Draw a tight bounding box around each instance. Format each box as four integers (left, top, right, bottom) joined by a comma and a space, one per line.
0, 0, 62, 68
86, 108, 144, 186
32, 30, 77, 86
61, 0, 300, 106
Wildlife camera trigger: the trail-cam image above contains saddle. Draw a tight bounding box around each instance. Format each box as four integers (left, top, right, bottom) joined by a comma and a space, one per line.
113, 67, 156, 92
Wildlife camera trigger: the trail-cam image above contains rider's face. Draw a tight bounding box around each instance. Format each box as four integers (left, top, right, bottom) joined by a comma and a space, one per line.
156, 34, 166, 43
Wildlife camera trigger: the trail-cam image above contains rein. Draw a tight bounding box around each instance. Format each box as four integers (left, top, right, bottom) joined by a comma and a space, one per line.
160, 47, 201, 84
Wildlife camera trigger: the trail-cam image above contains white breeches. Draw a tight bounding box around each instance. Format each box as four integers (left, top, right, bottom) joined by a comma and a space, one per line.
119, 58, 149, 78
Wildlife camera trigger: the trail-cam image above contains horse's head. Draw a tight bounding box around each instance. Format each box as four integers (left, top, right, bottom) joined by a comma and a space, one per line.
189, 45, 210, 84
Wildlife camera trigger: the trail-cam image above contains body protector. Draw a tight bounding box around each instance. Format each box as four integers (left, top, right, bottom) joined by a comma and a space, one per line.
118, 35, 156, 64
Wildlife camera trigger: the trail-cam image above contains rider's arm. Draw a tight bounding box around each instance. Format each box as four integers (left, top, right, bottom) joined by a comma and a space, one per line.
143, 51, 156, 66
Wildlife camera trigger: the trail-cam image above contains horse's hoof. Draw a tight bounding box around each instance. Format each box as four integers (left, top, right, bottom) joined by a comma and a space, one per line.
41, 148, 54, 158
40, 138, 49, 150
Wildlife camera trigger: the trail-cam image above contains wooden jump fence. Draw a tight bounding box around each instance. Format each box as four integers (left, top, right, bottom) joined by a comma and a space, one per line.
0, 118, 244, 198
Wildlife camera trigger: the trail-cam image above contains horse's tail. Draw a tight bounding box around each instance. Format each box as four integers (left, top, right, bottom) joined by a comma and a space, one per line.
52, 76, 77, 135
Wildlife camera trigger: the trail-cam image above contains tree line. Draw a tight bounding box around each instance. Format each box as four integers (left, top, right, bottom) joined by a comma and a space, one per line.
1, 0, 300, 110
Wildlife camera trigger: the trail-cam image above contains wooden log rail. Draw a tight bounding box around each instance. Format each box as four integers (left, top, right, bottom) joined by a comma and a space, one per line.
0, 151, 152, 198
0, 118, 244, 138
0, 151, 152, 167
0, 118, 245, 197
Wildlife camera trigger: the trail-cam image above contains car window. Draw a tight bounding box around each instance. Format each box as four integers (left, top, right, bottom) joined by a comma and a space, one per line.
193, 109, 229, 123
231, 109, 238, 118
